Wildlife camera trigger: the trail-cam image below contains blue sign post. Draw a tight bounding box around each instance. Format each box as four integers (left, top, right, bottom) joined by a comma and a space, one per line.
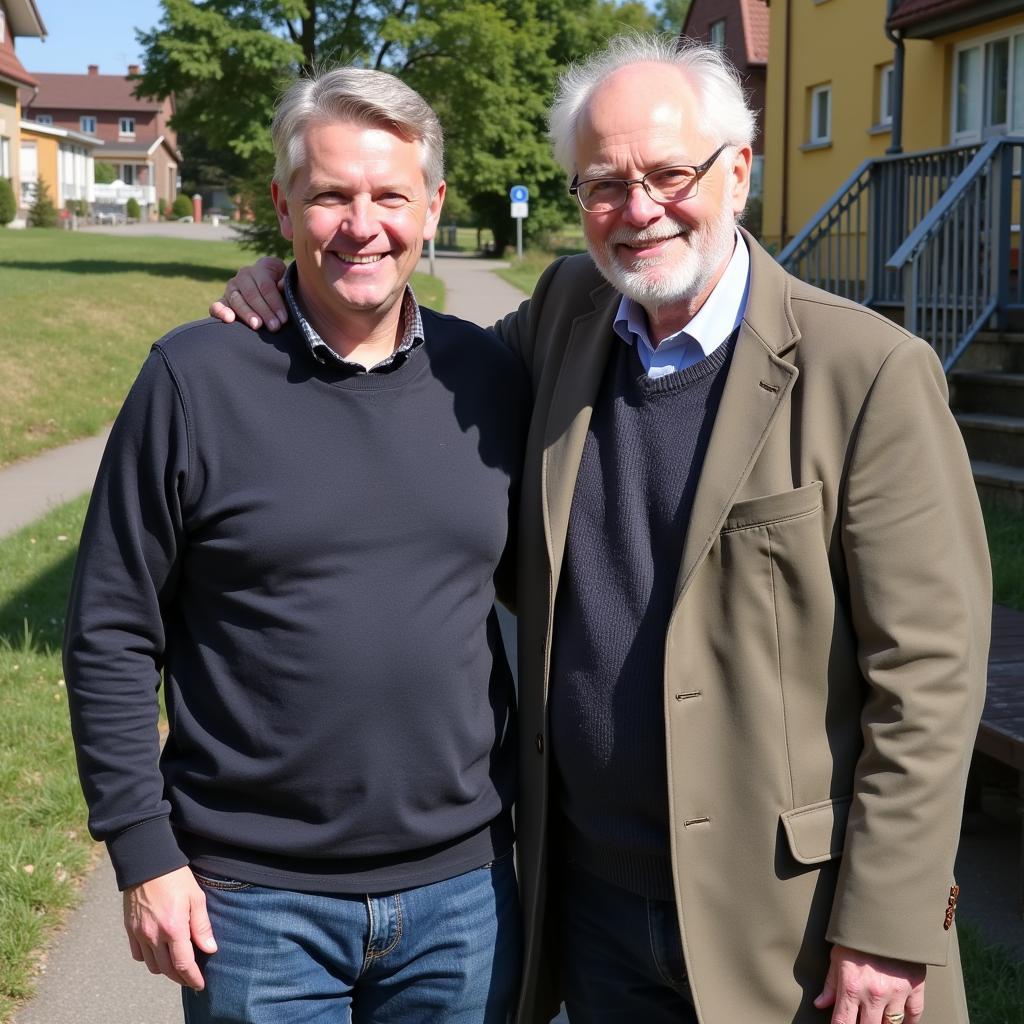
509, 185, 529, 258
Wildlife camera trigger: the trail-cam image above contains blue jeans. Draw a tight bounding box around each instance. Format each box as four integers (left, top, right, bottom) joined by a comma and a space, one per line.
182, 853, 521, 1024
559, 866, 697, 1024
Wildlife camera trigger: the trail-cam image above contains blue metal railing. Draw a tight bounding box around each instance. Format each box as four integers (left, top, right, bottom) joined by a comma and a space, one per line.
779, 139, 1022, 370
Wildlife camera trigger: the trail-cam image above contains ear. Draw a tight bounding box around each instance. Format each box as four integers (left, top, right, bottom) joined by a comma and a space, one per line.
271, 180, 294, 241
728, 145, 753, 215
422, 180, 446, 242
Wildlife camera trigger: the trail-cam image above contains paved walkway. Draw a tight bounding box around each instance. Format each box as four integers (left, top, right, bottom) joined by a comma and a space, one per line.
6, 253, 1022, 1022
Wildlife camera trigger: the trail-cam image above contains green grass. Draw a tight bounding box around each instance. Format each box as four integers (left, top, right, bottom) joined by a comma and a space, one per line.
983, 501, 1024, 613
959, 921, 1024, 1024
0, 229, 443, 468
0, 496, 93, 1021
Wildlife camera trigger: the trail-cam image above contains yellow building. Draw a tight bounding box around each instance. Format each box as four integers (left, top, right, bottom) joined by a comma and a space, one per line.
763, 0, 1024, 249
18, 119, 101, 212
0, 0, 45, 220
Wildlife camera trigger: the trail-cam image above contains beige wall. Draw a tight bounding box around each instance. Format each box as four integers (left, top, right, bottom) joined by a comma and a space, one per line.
0, 82, 20, 202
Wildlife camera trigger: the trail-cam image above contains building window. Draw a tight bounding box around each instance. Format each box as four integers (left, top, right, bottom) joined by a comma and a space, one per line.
709, 19, 726, 51
0, 137, 9, 179
80, 116, 97, 134
119, 117, 135, 137
809, 85, 832, 145
121, 164, 135, 185
953, 31, 1024, 143
878, 63, 894, 128
35, 114, 53, 125
750, 154, 764, 197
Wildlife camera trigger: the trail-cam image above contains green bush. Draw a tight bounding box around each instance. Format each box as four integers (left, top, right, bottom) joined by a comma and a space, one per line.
65, 199, 87, 218
27, 181, 58, 228
0, 178, 15, 226
125, 197, 141, 221
94, 161, 116, 184
171, 193, 193, 220
158, 197, 169, 219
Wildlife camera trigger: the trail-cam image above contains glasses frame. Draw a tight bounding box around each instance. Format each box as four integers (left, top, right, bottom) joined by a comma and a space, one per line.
568, 144, 730, 213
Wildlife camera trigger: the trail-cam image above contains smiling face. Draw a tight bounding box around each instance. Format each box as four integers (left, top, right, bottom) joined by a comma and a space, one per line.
575, 63, 751, 328
272, 119, 444, 338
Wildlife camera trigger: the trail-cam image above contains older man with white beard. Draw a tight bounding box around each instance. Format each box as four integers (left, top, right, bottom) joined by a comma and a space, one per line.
214, 35, 989, 1024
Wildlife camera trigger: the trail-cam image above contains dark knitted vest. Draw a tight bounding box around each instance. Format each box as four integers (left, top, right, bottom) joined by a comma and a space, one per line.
550, 331, 736, 899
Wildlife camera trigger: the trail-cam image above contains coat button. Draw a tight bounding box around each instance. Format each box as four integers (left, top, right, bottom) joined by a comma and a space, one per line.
535, 733, 544, 754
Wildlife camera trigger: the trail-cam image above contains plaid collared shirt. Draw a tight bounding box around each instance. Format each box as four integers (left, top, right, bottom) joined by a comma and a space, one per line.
283, 262, 425, 374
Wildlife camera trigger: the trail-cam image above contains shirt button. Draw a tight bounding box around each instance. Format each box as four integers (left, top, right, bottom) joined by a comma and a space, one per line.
535, 733, 544, 754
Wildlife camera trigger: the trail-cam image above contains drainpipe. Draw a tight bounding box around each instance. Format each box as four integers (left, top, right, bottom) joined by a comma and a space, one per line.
780, 0, 793, 245
885, 0, 905, 155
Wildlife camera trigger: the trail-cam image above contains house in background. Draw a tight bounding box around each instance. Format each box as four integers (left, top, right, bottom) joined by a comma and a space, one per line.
19, 117, 101, 212
762, 0, 1024, 506
681, 0, 769, 199
0, 0, 45, 224
21, 64, 180, 219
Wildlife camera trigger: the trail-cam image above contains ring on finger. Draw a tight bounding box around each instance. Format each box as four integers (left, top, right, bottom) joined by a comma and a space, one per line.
884, 1013, 906, 1024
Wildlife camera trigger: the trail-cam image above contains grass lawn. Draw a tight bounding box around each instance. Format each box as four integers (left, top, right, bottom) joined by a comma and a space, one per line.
0, 229, 443, 468
984, 501, 1024, 612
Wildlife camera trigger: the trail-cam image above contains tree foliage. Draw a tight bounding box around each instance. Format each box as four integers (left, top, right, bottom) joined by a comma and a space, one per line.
136, 0, 660, 254
28, 181, 58, 228
171, 193, 195, 219
94, 161, 117, 184
0, 178, 15, 226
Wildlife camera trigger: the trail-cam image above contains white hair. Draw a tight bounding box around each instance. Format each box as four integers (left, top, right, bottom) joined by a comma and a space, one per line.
549, 33, 757, 173
272, 66, 444, 192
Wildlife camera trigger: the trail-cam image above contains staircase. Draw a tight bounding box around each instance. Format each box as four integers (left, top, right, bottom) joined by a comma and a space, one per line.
950, 327, 1024, 509
777, 136, 1024, 508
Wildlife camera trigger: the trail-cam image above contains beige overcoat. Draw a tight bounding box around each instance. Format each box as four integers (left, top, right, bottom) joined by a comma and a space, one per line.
497, 232, 991, 1023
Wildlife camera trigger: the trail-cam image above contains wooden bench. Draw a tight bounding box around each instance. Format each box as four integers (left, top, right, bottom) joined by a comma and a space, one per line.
973, 603, 1024, 916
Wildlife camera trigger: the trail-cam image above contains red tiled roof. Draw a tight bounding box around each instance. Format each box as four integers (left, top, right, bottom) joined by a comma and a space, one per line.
26, 71, 164, 112
740, 0, 770, 65
888, 0, 995, 30
0, 46, 37, 88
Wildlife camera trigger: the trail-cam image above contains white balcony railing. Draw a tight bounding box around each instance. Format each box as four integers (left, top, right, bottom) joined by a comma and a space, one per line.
92, 180, 157, 206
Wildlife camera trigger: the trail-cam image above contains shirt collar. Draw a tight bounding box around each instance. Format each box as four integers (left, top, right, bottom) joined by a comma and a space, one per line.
283, 262, 425, 374
613, 230, 750, 361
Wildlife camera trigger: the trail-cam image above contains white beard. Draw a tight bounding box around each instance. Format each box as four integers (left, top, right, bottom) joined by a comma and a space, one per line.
589, 200, 737, 308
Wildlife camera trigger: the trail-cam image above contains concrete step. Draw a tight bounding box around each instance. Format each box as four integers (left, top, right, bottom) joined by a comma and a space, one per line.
956, 412, 1024, 465
958, 332, 1024, 373
950, 371, 1024, 418
972, 459, 1024, 510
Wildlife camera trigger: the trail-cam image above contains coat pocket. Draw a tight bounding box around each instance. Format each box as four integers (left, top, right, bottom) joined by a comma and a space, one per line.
722, 480, 823, 533
780, 794, 853, 865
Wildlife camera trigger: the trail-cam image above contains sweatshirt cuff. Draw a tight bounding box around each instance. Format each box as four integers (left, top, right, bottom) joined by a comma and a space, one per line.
107, 816, 189, 890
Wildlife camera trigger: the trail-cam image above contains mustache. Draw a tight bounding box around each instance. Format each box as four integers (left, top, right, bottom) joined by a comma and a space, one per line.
606, 226, 690, 246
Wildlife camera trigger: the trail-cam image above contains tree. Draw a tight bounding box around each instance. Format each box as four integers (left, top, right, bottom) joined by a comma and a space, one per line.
94, 161, 117, 184
172, 193, 194, 219
28, 181, 58, 228
136, 1, 659, 254
655, 0, 691, 34
0, 178, 15, 226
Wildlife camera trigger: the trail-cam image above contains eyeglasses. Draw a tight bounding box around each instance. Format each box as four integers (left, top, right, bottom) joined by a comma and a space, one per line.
569, 145, 729, 213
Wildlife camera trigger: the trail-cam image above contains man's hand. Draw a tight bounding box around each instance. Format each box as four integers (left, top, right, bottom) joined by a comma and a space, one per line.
123, 865, 218, 990
210, 257, 288, 331
815, 944, 925, 1024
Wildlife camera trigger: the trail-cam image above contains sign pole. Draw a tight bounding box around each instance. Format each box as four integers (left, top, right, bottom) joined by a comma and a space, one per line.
509, 185, 529, 262
516, 217, 523, 260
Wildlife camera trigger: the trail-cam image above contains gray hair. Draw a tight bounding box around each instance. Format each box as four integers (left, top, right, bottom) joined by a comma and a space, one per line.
272, 66, 444, 193
549, 33, 756, 173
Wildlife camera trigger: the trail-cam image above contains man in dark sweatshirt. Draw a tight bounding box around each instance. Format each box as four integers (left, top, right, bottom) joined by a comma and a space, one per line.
63, 67, 529, 1024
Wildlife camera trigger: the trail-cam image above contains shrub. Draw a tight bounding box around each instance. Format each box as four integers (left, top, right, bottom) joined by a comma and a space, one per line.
94, 161, 117, 184
125, 197, 141, 221
171, 193, 193, 220
0, 177, 15, 226
158, 197, 169, 220
27, 180, 58, 228
65, 199, 87, 217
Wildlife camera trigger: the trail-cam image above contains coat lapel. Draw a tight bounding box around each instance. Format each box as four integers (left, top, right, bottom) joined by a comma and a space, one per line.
542, 286, 618, 597
674, 235, 802, 602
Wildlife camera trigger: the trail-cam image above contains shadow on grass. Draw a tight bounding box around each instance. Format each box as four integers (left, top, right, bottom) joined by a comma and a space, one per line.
0, 259, 239, 284
0, 549, 77, 653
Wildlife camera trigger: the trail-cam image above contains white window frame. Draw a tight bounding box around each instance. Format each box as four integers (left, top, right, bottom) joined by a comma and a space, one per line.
119, 116, 136, 137
952, 28, 1024, 144
879, 63, 894, 129
0, 11, 6, 43
35, 114, 53, 125
80, 115, 97, 134
709, 19, 726, 51
809, 84, 832, 145
0, 136, 10, 179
